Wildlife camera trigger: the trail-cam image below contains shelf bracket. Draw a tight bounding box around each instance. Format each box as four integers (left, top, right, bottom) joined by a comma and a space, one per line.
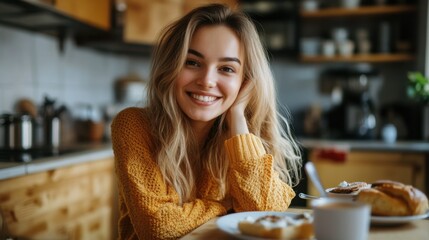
57, 26, 67, 54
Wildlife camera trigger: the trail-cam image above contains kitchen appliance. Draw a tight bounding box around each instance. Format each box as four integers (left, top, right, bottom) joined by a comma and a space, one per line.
41, 96, 63, 149
13, 114, 33, 150
323, 67, 379, 139
0, 114, 14, 149
0, 114, 36, 150
0, 96, 66, 162
114, 74, 147, 105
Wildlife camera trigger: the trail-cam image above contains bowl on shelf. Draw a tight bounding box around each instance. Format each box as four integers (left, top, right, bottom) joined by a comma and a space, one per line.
341, 0, 361, 9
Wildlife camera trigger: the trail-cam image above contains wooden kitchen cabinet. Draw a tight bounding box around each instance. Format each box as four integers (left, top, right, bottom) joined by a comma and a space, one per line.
125, 0, 183, 44
183, 0, 238, 13
124, 0, 238, 44
307, 150, 426, 197
56, 0, 111, 30
0, 158, 117, 240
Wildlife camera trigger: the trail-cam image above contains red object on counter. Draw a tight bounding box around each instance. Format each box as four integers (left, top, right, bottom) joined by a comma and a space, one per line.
314, 148, 347, 163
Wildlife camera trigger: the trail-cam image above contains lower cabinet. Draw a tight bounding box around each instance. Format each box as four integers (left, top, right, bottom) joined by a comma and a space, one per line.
0, 157, 117, 240
307, 150, 426, 197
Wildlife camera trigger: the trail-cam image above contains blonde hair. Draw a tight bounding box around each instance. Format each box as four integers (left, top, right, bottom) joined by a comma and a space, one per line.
147, 4, 301, 204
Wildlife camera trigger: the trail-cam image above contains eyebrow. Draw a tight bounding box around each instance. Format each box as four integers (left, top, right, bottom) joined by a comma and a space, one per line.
188, 49, 241, 65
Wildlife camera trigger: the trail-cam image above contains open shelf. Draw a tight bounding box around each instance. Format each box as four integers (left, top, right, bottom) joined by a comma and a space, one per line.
300, 5, 417, 18
0, 0, 106, 34
300, 53, 415, 63
0, 0, 154, 56
0, 0, 107, 52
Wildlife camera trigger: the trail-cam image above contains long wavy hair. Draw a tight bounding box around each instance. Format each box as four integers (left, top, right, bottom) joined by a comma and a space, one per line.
147, 4, 301, 205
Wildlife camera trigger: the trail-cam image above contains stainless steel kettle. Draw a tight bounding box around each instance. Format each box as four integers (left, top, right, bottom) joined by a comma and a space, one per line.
13, 115, 33, 150
0, 114, 14, 149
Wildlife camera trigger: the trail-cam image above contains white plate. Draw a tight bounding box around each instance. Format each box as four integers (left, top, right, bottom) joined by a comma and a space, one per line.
371, 211, 429, 226
216, 211, 300, 240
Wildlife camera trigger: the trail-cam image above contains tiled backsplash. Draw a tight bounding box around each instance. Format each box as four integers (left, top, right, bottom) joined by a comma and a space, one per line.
0, 25, 412, 125
0, 25, 151, 117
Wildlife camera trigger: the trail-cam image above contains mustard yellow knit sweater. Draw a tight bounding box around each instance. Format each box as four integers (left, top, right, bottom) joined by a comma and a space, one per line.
111, 107, 296, 240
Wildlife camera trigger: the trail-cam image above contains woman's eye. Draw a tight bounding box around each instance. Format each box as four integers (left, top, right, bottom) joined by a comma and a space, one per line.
220, 66, 235, 73
185, 60, 200, 67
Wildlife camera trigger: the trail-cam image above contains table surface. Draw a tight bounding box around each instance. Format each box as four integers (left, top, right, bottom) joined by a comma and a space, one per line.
181, 208, 429, 240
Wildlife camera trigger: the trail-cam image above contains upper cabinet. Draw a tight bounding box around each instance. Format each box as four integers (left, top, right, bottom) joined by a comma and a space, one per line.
298, 1, 418, 63
124, 0, 237, 44
55, 0, 111, 30
0, 0, 110, 31
0, 0, 111, 52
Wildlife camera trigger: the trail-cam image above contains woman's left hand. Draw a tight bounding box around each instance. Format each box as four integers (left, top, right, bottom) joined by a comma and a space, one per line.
227, 80, 253, 137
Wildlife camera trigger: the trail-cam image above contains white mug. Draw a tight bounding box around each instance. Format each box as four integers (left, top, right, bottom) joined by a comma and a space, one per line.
312, 198, 371, 240
301, 0, 319, 12
322, 40, 335, 57
337, 40, 355, 56
341, 0, 361, 8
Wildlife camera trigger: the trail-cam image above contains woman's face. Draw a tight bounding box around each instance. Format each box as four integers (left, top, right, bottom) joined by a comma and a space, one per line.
176, 25, 244, 125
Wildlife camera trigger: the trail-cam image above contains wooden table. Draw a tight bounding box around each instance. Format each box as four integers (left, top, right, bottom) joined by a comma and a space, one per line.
181, 208, 429, 240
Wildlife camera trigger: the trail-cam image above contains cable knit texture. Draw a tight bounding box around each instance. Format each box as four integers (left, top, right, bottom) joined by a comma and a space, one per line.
111, 107, 296, 240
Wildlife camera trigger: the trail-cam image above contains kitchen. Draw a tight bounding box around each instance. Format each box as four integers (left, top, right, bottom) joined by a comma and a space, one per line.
0, 0, 428, 239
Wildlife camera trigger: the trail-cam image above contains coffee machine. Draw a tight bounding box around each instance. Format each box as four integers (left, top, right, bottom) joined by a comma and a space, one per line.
323, 67, 379, 139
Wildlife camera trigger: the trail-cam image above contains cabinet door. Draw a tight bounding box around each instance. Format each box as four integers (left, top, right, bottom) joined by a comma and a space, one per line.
56, 0, 111, 30
307, 150, 425, 197
0, 158, 116, 239
124, 0, 238, 44
125, 0, 183, 44
183, 0, 238, 13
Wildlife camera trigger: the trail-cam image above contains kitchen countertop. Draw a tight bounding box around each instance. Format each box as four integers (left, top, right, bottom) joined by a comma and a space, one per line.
1, 139, 428, 181
0, 142, 113, 181
300, 138, 429, 153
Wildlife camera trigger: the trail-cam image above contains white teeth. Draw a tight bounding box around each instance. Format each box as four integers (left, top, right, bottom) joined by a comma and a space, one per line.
190, 94, 217, 102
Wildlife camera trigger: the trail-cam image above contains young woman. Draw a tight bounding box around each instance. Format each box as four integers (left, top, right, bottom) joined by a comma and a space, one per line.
111, 4, 301, 239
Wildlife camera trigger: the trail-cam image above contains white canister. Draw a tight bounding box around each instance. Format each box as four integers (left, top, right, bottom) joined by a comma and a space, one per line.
301, 38, 321, 56
322, 40, 336, 57
337, 40, 355, 56
382, 124, 397, 143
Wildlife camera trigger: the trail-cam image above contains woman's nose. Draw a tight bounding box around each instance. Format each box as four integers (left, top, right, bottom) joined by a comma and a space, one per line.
197, 68, 216, 88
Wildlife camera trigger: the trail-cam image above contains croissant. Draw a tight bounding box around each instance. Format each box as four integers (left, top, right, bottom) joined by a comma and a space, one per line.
357, 180, 428, 216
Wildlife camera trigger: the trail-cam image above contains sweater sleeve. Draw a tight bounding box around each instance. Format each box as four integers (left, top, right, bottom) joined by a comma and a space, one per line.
111, 108, 227, 240
225, 134, 296, 212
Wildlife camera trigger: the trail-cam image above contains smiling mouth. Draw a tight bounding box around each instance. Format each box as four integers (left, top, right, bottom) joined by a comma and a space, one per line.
189, 93, 219, 103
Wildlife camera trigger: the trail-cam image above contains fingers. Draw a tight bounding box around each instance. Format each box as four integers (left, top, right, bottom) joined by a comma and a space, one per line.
236, 79, 253, 104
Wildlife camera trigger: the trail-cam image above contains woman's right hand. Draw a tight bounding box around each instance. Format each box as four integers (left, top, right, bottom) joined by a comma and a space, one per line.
226, 79, 253, 137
